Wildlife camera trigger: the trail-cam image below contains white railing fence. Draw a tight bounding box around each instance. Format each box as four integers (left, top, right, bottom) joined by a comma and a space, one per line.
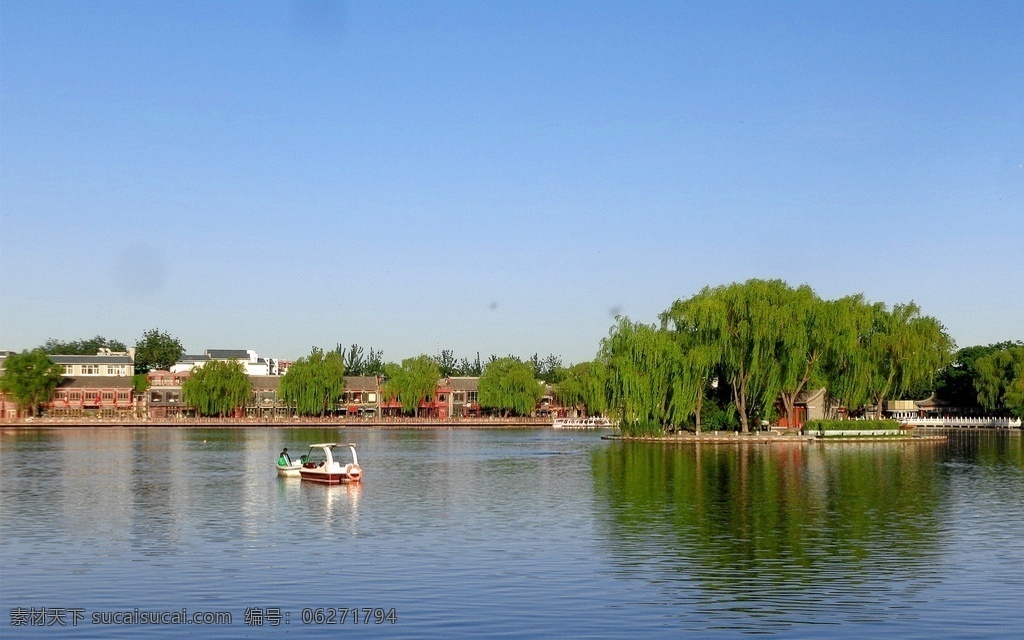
900, 417, 1022, 428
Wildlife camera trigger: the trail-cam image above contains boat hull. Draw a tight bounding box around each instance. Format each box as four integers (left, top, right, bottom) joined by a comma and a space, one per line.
276, 464, 302, 477
300, 464, 362, 485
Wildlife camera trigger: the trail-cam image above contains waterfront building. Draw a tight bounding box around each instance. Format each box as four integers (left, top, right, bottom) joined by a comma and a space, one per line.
341, 376, 381, 417
170, 349, 284, 376
145, 370, 190, 420
47, 350, 136, 419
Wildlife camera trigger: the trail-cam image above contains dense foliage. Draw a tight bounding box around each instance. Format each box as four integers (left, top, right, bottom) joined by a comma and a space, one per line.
382, 355, 441, 416
974, 345, 1024, 419
806, 419, 901, 431
597, 279, 954, 435
279, 348, 346, 416
181, 360, 251, 417
478, 357, 544, 417
40, 335, 127, 355
339, 343, 385, 377
555, 361, 608, 418
0, 350, 64, 416
133, 328, 185, 374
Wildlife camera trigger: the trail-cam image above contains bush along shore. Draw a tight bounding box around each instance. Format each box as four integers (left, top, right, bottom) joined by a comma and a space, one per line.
606, 419, 948, 443
807, 419, 908, 437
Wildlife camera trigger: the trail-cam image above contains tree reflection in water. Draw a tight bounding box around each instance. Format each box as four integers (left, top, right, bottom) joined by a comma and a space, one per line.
590, 440, 948, 629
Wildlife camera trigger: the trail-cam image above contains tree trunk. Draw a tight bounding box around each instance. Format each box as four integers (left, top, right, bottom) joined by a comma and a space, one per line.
733, 375, 749, 433
694, 394, 703, 434
781, 393, 796, 428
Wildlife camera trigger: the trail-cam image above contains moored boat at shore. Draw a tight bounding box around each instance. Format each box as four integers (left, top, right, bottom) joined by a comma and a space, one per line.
300, 443, 363, 484
553, 416, 616, 429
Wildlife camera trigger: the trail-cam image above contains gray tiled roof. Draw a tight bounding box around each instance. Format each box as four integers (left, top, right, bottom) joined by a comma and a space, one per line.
57, 376, 135, 389
50, 355, 134, 365
344, 376, 380, 391
206, 349, 250, 359
249, 376, 282, 390
447, 377, 480, 391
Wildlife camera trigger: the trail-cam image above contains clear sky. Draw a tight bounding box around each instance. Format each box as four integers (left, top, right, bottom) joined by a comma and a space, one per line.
1, 1, 1021, 365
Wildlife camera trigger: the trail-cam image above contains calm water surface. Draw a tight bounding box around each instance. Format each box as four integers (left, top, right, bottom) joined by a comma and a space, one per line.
1, 427, 1022, 638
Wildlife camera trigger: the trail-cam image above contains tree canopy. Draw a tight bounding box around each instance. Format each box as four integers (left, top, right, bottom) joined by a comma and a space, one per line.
478, 357, 544, 417
602, 279, 955, 435
935, 341, 1022, 409
974, 345, 1024, 419
181, 360, 251, 418
133, 328, 185, 374
0, 350, 64, 417
40, 335, 127, 355
339, 343, 385, 377
555, 360, 608, 418
382, 355, 441, 416
854, 302, 954, 418
279, 347, 346, 416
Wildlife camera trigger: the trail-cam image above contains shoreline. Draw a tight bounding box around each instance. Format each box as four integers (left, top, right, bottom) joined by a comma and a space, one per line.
604, 432, 951, 443
0, 417, 557, 430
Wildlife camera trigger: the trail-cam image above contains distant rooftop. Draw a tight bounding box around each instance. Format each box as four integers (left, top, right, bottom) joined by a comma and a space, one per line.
206, 349, 251, 360
50, 354, 134, 364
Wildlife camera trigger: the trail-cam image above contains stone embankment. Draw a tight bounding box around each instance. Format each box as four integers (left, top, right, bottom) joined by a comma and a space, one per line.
1, 416, 556, 429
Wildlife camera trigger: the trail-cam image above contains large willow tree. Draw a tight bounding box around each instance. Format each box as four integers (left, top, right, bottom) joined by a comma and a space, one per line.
601, 317, 691, 435
555, 360, 609, 418
382, 355, 441, 416
614, 280, 954, 434
479, 357, 543, 417
665, 279, 808, 433
0, 350, 64, 417
975, 345, 1024, 418
855, 302, 953, 418
182, 360, 252, 418
279, 347, 346, 417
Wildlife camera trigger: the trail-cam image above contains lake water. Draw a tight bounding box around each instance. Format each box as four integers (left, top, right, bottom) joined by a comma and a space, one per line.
1, 427, 1022, 638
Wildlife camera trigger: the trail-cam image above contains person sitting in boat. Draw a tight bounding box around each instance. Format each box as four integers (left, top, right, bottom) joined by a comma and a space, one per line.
278, 448, 292, 466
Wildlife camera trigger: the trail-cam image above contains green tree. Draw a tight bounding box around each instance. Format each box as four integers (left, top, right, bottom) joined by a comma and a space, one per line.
819, 294, 877, 414
660, 299, 728, 433
340, 343, 365, 374
479, 357, 544, 417
280, 347, 346, 416
181, 360, 252, 418
382, 355, 441, 416
336, 343, 385, 376
935, 342, 1022, 408
975, 345, 1024, 418
555, 360, 608, 417
435, 349, 459, 377
133, 328, 185, 374
665, 279, 803, 433
860, 302, 954, 418
41, 335, 127, 355
457, 353, 483, 376
0, 350, 64, 417
600, 317, 687, 435
530, 353, 565, 383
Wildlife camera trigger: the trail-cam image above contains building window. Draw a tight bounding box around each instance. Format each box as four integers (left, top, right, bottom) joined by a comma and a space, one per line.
62, 364, 74, 375
81, 365, 99, 375
467, 391, 478, 404
107, 365, 126, 376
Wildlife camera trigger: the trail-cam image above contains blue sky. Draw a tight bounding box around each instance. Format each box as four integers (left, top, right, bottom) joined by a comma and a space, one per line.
1, 1, 1021, 365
